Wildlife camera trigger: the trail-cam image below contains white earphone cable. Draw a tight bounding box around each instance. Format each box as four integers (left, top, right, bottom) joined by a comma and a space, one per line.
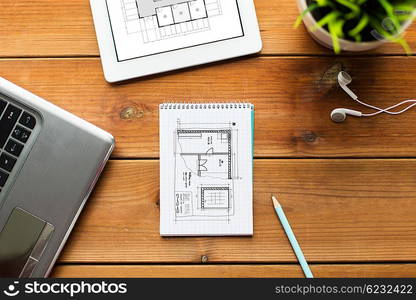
354, 98, 416, 117
334, 71, 416, 121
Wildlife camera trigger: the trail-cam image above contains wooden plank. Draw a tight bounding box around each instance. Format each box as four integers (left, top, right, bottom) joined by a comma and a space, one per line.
52, 264, 416, 278
59, 159, 416, 263
0, 0, 415, 57
2, 57, 416, 158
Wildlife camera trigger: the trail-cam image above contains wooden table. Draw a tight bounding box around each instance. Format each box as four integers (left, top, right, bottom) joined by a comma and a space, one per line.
1, 0, 416, 278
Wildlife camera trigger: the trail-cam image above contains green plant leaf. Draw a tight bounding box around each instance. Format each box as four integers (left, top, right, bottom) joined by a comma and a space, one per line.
394, 4, 416, 22
369, 15, 412, 54
378, 0, 401, 32
348, 13, 369, 37
328, 20, 342, 54
334, 18, 346, 38
335, 0, 360, 14
397, 38, 412, 54
294, 0, 415, 54
310, 11, 341, 31
315, 0, 334, 7
294, 3, 319, 28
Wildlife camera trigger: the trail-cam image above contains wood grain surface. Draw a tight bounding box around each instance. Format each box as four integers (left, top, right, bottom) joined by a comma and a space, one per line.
57, 160, 416, 263
1, 0, 415, 278
0, 0, 415, 57
53, 264, 416, 278
1, 57, 416, 158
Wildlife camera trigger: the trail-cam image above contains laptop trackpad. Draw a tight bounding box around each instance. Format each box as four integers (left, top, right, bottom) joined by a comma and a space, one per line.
0, 208, 54, 277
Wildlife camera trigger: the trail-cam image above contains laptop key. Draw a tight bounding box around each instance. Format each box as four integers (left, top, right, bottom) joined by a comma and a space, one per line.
0, 153, 16, 172
0, 99, 6, 115
19, 112, 36, 129
5, 140, 23, 157
0, 104, 22, 148
0, 169, 8, 187
12, 126, 31, 143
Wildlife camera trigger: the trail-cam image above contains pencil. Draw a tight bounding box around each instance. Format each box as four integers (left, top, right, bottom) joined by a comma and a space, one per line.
272, 195, 314, 278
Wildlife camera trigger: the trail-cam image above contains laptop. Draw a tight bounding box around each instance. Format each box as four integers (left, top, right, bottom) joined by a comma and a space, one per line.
0, 78, 115, 278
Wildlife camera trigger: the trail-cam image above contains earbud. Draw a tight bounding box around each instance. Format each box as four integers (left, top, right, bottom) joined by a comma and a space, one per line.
338, 71, 358, 100
332, 71, 416, 123
331, 108, 362, 123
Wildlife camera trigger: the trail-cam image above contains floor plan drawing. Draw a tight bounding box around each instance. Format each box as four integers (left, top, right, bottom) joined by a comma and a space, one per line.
159, 103, 253, 235
200, 186, 230, 209
173, 121, 241, 222
121, 0, 222, 42
106, 0, 243, 60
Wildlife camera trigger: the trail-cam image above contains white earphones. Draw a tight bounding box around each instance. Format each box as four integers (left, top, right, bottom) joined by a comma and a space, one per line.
331, 71, 416, 122
337, 71, 358, 100
330, 108, 362, 123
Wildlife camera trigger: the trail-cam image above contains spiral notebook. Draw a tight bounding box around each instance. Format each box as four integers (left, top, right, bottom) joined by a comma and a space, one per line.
159, 103, 254, 236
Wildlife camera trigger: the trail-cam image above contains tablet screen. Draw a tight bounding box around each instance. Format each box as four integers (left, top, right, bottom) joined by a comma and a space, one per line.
105, 0, 244, 61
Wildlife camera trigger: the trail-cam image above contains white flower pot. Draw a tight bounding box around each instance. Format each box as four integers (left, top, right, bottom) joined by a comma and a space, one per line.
297, 0, 414, 52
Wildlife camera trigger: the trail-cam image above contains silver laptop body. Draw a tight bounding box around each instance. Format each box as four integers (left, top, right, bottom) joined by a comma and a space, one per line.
0, 78, 114, 277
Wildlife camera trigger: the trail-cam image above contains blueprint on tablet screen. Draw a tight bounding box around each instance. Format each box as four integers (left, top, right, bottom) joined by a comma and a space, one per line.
106, 0, 244, 61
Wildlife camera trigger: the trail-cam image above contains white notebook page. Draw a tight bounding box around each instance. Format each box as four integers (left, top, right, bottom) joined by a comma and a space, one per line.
160, 103, 253, 236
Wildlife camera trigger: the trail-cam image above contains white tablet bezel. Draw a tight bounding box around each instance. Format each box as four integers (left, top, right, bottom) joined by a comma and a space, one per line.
90, 0, 262, 82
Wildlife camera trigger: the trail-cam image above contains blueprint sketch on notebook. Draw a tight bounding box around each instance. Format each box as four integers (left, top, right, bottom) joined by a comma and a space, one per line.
174, 121, 240, 222
159, 104, 253, 236
106, 0, 244, 61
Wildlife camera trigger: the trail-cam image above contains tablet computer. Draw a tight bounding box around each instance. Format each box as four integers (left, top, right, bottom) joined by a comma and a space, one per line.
90, 0, 262, 82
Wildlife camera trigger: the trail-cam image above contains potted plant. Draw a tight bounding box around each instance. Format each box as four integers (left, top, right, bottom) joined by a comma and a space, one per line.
295, 0, 416, 53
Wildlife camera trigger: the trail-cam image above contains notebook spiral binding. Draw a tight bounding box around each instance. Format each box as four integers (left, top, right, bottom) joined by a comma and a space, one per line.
160, 103, 253, 110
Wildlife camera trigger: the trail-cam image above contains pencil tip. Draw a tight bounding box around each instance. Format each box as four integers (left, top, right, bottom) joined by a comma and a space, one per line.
271, 195, 281, 208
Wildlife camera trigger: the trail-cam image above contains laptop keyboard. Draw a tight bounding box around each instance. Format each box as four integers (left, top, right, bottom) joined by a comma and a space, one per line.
0, 98, 36, 191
